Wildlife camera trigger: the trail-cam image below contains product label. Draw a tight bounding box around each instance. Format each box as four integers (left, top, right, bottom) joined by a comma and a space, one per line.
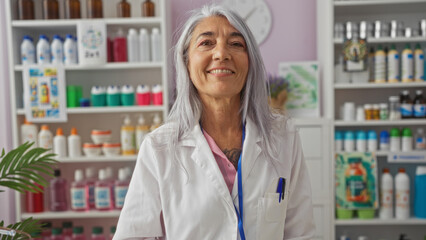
402, 54, 414, 80
88, 184, 95, 206
114, 186, 129, 208
121, 131, 135, 153
415, 54, 424, 80
414, 104, 426, 117
346, 175, 366, 200
400, 104, 413, 117
396, 190, 409, 209
416, 137, 425, 149
375, 55, 386, 81
71, 187, 87, 210
380, 189, 393, 209
95, 186, 111, 209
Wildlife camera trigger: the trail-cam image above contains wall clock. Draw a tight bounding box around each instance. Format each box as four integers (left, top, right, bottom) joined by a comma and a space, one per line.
221, 0, 272, 45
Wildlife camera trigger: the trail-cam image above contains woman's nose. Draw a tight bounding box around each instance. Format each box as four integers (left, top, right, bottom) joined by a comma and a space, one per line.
212, 43, 231, 61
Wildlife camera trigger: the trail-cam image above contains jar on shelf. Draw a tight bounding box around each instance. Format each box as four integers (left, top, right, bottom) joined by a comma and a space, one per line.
18, 0, 35, 20
142, 0, 155, 17
364, 104, 374, 120
372, 104, 380, 120
65, 0, 81, 19
87, 0, 103, 19
379, 103, 389, 120
389, 96, 401, 120
43, 0, 59, 19
118, 0, 131, 18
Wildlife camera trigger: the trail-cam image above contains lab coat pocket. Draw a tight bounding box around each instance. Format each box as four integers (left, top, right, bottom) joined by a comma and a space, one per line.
256, 191, 289, 240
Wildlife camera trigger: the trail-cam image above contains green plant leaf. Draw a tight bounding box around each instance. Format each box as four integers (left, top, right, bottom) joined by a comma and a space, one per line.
0, 218, 43, 240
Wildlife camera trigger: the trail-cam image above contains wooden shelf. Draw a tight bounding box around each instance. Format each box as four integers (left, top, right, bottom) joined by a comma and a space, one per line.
335, 218, 426, 225
334, 82, 426, 89
17, 106, 165, 115
21, 210, 121, 219
15, 62, 163, 71
335, 119, 426, 126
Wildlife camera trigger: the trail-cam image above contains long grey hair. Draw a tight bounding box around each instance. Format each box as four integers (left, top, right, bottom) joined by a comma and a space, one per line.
168, 4, 278, 159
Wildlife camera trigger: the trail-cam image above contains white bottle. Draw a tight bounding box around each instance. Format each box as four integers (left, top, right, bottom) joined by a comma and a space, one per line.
68, 127, 82, 157
95, 169, 112, 210
37, 34, 51, 64
379, 168, 393, 219
121, 115, 136, 155
127, 28, 139, 62
401, 128, 413, 152
136, 115, 150, 151
21, 119, 38, 148
151, 28, 162, 62
395, 168, 410, 219
38, 125, 53, 153
70, 169, 88, 211
387, 44, 399, 82
53, 127, 67, 157
114, 168, 129, 209
51, 35, 63, 64
150, 113, 162, 131
21, 35, 36, 65
401, 43, 414, 82
139, 28, 151, 62
356, 131, 367, 152
415, 128, 426, 150
64, 34, 78, 65
414, 43, 424, 82
367, 130, 378, 152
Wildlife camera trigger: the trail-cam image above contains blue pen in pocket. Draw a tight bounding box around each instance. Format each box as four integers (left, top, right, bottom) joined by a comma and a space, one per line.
277, 177, 286, 203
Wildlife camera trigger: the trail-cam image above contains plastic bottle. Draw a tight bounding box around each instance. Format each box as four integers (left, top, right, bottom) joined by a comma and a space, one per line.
379, 168, 393, 219
390, 128, 401, 152
151, 28, 162, 62
113, 28, 127, 62
395, 168, 410, 219
374, 45, 386, 83
87, 0, 103, 18
402, 128, 413, 152
109, 226, 116, 240
117, 0, 131, 18
37, 35, 51, 64
62, 222, 73, 240
85, 167, 96, 209
152, 84, 163, 105
142, 0, 155, 17
70, 169, 88, 211
91, 227, 106, 240
389, 95, 401, 120
51, 227, 63, 240
107, 85, 121, 106
356, 131, 367, 152
41, 222, 52, 240
379, 103, 389, 120
72, 226, 85, 240
21, 119, 38, 147
50, 169, 68, 211
402, 43, 414, 82
387, 44, 400, 83
53, 127, 67, 157
39, 124, 53, 153
344, 131, 355, 152
414, 166, 426, 218
95, 169, 112, 210
120, 85, 135, 106
65, 0, 81, 19
139, 28, 150, 62
18, 0, 35, 20
114, 168, 129, 209
414, 90, 426, 118
367, 130, 378, 152
25, 180, 44, 213
64, 34, 78, 65
335, 131, 343, 152
21, 35, 36, 65
150, 113, 162, 131
415, 128, 426, 150
121, 115, 136, 155
368, 47, 375, 82
91, 86, 107, 107
51, 35, 63, 64
43, 0, 59, 19
379, 130, 390, 151
127, 29, 139, 62
400, 90, 413, 119
68, 127, 82, 157
414, 43, 424, 82
136, 115, 150, 150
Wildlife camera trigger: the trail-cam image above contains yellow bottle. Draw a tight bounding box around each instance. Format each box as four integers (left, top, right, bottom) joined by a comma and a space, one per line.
387, 44, 400, 83
121, 115, 135, 155
150, 113, 162, 131
414, 43, 424, 82
136, 115, 150, 151
374, 45, 386, 83
402, 43, 414, 83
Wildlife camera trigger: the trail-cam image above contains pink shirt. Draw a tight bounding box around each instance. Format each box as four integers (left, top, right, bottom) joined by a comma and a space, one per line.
202, 130, 237, 194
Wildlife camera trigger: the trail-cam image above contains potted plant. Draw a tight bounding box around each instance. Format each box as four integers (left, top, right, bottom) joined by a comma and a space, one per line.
267, 74, 289, 112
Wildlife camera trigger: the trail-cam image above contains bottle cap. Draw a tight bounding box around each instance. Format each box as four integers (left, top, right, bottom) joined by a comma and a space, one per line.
390, 128, 400, 137
379, 103, 388, 109
73, 226, 84, 234
398, 168, 406, 173
415, 43, 421, 49
105, 167, 113, 179
372, 104, 380, 110
152, 28, 160, 35
416, 89, 423, 95
140, 28, 148, 35
153, 113, 162, 125
124, 115, 132, 125
70, 127, 78, 135
128, 28, 137, 36
138, 115, 146, 125
62, 221, 73, 229
389, 96, 400, 102
39, 34, 49, 41
86, 167, 95, 179
41, 124, 49, 130
98, 169, 106, 180
364, 104, 372, 109
383, 168, 390, 173
118, 168, 127, 181
356, 131, 367, 140
121, 85, 135, 94
367, 130, 377, 140
391, 44, 396, 50
56, 128, 64, 136
344, 131, 355, 140
52, 228, 62, 235
23, 35, 33, 41
380, 131, 390, 143
335, 131, 343, 140
107, 85, 121, 94
53, 35, 61, 40
152, 84, 162, 93
110, 226, 116, 234
54, 169, 61, 177
402, 128, 412, 137
92, 226, 103, 234
136, 84, 150, 93
405, 43, 411, 49
66, 34, 74, 39
91, 86, 106, 94
75, 169, 84, 182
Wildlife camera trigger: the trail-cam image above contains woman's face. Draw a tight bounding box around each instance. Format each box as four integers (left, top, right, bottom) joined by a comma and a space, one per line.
187, 16, 249, 101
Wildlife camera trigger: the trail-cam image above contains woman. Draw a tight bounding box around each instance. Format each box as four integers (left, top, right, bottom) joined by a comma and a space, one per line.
114, 5, 315, 240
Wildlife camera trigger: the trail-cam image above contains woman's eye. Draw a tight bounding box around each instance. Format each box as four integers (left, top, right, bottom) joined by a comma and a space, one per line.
199, 40, 212, 46
231, 42, 245, 48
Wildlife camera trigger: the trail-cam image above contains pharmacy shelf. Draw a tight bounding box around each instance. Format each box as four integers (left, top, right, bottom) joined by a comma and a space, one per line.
11, 17, 162, 28
57, 155, 136, 163
334, 36, 426, 45
334, 119, 426, 126
335, 218, 426, 226
334, 82, 426, 89
14, 62, 163, 71
334, 0, 426, 6
17, 106, 165, 115
21, 210, 121, 219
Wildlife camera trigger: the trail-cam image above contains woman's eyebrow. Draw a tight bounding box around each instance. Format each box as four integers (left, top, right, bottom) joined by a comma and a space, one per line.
195, 31, 214, 41
230, 32, 244, 38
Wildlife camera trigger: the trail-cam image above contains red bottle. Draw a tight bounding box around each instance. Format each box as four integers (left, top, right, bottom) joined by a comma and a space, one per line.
113, 29, 127, 62
25, 183, 44, 213
50, 169, 68, 211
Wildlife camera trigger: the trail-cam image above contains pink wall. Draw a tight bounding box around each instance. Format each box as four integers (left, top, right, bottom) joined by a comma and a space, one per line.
171, 0, 317, 75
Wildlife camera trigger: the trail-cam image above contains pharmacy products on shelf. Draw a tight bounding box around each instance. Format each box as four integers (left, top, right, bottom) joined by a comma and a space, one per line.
21, 35, 35, 65
50, 169, 68, 211
395, 168, 410, 219
71, 169, 89, 211
53, 127, 67, 157
379, 168, 393, 219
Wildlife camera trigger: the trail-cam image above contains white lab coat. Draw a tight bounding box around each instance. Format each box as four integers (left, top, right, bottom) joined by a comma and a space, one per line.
114, 116, 315, 240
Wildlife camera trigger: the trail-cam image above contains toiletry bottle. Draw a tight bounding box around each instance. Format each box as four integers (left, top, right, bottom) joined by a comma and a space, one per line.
65, 0, 81, 19
95, 169, 112, 210
414, 43, 424, 82
25, 180, 44, 213
121, 115, 136, 155
53, 127, 67, 157
85, 167, 96, 209
356, 131, 367, 152
345, 157, 368, 202
139, 28, 150, 62
62, 222, 73, 240
87, 0, 103, 18
380, 130, 390, 151
113, 28, 127, 62
118, 0, 131, 18
105, 167, 115, 207
21, 35, 36, 65
91, 227, 106, 240
136, 85, 151, 105
152, 84, 163, 105
114, 168, 129, 209
151, 28, 162, 62
400, 90, 413, 119
344, 131, 355, 152
64, 34, 78, 65
414, 90, 426, 118
39, 124, 53, 153
51, 228, 63, 240
51, 35, 64, 64
374, 45, 386, 83
415, 128, 425, 150
18, 0, 35, 20
109, 226, 116, 240
37, 35, 51, 64
71, 169, 88, 211
150, 113, 162, 131
43, 0, 59, 19
379, 168, 393, 219
68, 127, 82, 157
50, 169, 68, 211
21, 119, 38, 147
402, 43, 414, 82
127, 29, 139, 62
120, 85, 135, 106
395, 168, 410, 219
368, 47, 375, 83
136, 115, 150, 150
72, 226, 85, 240
387, 44, 400, 83
390, 128, 401, 152
142, 0, 155, 17
367, 130, 378, 152
335, 131, 343, 152
401, 128, 413, 152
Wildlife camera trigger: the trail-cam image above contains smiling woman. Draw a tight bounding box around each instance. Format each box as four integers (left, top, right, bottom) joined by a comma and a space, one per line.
114, 4, 315, 240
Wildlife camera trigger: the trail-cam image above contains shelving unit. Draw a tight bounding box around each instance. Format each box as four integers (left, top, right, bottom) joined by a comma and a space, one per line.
318, 0, 426, 239
5, 0, 171, 236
